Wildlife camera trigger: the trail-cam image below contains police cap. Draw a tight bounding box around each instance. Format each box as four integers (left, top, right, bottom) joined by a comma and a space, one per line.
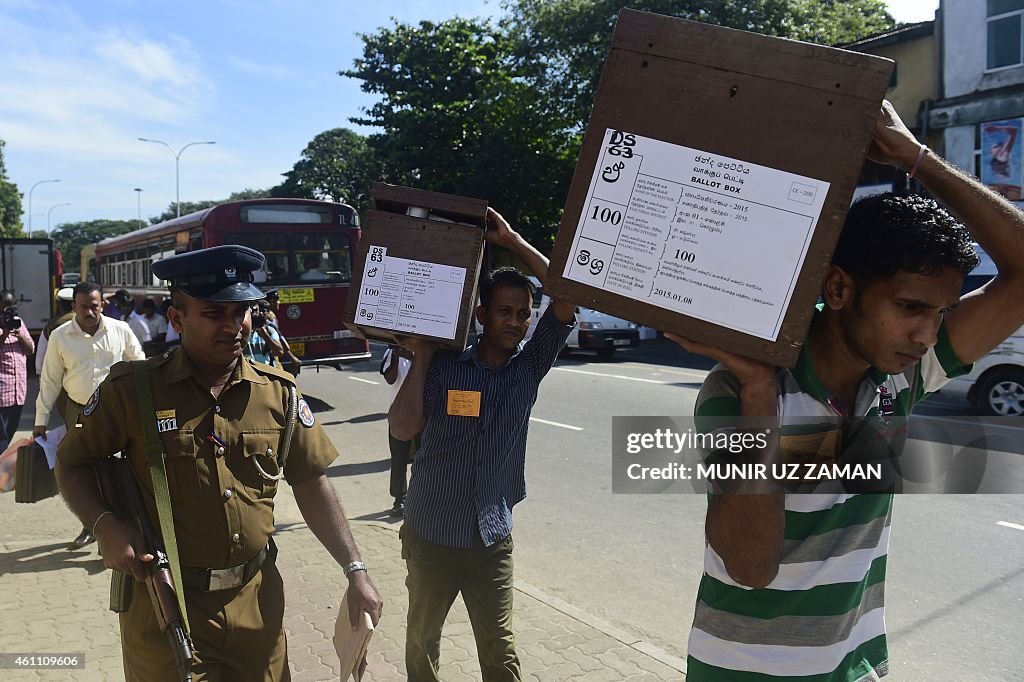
152, 245, 266, 303
56, 287, 75, 302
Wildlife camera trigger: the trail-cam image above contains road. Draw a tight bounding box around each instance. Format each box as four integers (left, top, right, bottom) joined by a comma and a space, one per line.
303, 337, 1024, 680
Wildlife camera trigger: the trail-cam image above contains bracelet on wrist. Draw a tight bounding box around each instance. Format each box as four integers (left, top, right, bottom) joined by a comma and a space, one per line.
91, 510, 114, 536
908, 145, 929, 179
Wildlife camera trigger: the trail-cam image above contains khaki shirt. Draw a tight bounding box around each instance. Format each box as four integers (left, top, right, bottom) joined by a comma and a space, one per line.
58, 347, 338, 569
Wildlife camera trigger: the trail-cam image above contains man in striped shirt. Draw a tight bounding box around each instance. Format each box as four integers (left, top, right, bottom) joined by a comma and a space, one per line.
0, 291, 34, 453
389, 208, 576, 681
671, 101, 1024, 680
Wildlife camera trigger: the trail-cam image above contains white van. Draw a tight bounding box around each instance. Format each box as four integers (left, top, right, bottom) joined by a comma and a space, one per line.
523, 277, 639, 358
939, 244, 1024, 415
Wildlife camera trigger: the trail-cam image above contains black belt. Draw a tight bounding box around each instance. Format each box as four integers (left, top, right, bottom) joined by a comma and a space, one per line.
181, 539, 276, 592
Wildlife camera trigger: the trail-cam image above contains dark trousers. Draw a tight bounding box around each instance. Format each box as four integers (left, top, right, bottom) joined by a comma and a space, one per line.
388, 432, 420, 500
0, 403, 24, 453
402, 524, 520, 682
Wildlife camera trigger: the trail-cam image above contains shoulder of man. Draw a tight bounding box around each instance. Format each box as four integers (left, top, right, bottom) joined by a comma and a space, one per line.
105, 352, 173, 383
246, 357, 297, 386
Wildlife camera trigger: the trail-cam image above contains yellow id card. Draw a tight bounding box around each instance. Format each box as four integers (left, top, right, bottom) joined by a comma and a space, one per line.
447, 390, 481, 417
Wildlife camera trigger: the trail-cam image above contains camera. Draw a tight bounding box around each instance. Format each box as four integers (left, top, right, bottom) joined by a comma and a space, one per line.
1, 305, 21, 330
250, 304, 266, 330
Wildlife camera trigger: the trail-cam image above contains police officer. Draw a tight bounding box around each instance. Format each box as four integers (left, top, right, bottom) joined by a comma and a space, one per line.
55, 245, 383, 681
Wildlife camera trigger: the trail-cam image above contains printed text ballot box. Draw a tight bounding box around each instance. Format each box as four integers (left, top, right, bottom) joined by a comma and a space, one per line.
544, 9, 894, 367
344, 184, 487, 350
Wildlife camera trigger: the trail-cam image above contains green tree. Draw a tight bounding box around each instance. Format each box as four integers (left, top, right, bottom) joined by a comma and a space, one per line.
150, 188, 272, 224
271, 128, 379, 212
343, 18, 578, 247
0, 138, 24, 238
50, 219, 139, 272
502, 0, 895, 130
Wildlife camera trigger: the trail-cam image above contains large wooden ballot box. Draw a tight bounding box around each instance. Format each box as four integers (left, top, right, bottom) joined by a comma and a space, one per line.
543, 9, 895, 367
343, 183, 487, 350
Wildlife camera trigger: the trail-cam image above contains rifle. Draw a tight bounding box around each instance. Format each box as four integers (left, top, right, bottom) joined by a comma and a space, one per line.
98, 455, 193, 682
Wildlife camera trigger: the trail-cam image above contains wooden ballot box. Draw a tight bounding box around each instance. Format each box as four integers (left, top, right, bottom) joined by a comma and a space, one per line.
543, 9, 895, 367
343, 183, 487, 350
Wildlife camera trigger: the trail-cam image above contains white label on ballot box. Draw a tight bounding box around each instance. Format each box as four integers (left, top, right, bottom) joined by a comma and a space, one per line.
356, 245, 466, 340
563, 129, 831, 341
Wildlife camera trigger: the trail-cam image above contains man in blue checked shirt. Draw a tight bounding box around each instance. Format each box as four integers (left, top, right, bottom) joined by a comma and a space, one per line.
389, 208, 576, 681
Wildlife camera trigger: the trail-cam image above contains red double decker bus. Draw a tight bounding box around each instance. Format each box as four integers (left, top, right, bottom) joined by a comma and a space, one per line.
95, 198, 371, 366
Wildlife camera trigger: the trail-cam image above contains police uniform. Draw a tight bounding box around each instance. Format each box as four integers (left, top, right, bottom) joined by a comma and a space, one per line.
58, 246, 339, 681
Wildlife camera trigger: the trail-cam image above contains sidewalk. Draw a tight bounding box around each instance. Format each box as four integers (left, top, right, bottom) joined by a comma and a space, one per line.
0, 473, 685, 681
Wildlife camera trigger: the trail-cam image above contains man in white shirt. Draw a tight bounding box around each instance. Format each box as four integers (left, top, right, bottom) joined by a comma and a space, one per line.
33, 281, 145, 548
110, 289, 151, 345
140, 298, 168, 343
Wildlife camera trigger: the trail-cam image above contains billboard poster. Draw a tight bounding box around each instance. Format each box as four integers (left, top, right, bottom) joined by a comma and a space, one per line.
982, 118, 1023, 200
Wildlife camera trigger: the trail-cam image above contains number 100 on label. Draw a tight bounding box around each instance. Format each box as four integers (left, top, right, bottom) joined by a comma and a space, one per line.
582, 199, 625, 244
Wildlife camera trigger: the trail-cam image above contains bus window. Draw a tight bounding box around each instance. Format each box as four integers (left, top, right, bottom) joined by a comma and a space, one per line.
225, 232, 289, 284
293, 232, 351, 282
241, 205, 331, 224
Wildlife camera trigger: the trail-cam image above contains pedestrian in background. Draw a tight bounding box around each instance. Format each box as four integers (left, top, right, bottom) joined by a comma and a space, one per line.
380, 345, 417, 517
34, 287, 76, 376
34, 281, 145, 548
0, 291, 34, 453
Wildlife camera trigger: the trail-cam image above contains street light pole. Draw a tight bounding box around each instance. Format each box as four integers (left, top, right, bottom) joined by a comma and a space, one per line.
134, 188, 143, 229
137, 138, 216, 217
47, 202, 71, 237
28, 179, 60, 234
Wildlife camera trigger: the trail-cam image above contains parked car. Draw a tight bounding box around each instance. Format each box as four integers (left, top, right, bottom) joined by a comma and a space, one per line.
939, 244, 1024, 415
523, 277, 639, 358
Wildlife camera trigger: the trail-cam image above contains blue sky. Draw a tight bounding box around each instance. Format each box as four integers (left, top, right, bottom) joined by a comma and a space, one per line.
2, 0, 936, 230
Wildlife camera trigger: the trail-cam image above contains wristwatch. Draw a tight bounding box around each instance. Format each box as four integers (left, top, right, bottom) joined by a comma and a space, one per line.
343, 560, 367, 577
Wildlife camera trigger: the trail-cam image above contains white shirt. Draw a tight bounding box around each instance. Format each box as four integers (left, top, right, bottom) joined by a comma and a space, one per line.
143, 313, 168, 337
127, 310, 151, 344
35, 315, 145, 425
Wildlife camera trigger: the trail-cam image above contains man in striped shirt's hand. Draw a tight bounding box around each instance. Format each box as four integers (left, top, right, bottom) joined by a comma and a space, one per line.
669, 100, 1024, 680
389, 209, 576, 681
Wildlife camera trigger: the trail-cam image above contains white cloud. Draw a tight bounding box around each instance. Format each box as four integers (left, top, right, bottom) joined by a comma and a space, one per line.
226, 55, 291, 80
0, 10, 212, 161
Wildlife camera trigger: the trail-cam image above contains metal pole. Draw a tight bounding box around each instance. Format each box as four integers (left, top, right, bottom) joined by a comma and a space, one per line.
134, 188, 143, 229
138, 139, 215, 218
27, 179, 60, 234
47, 203, 71, 237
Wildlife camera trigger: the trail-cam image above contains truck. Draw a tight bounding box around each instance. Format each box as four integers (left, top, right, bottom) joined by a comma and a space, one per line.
0, 238, 58, 336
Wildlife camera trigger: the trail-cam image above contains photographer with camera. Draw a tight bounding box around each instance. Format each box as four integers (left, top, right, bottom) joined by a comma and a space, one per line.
244, 299, 284, 367
0, 290, 35, 453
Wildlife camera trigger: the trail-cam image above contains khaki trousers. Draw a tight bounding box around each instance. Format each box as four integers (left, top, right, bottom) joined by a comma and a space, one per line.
120, 559, 289, 681
402, 524, 520, 682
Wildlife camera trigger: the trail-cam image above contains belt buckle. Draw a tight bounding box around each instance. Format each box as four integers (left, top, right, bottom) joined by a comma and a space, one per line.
206, 565, 244, 591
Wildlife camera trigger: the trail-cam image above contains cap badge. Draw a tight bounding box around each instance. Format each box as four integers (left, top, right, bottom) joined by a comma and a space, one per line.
225, 267, 237, 280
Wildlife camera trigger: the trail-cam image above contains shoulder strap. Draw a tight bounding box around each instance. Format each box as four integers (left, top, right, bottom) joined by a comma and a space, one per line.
131, 360, 190, 634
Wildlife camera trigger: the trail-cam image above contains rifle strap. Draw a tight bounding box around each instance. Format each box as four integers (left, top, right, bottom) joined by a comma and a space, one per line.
131, 360, 191, 635
279, 386, 298, 472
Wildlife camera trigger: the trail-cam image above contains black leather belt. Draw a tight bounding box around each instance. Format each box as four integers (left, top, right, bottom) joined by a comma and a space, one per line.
181, 539, 276, 592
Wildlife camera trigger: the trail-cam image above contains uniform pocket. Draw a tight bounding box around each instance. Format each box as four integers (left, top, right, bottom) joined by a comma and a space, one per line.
237, 430, 283, 498
164, 430, 200, 503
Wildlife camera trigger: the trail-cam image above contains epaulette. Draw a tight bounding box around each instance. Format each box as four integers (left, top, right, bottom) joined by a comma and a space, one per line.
247, 358, 298, 386
106, 352, 174, 382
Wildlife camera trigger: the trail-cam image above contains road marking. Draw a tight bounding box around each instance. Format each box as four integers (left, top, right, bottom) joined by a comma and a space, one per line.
348, 376, 379, 385
553, 367, 669, 385
530, 417, 583, 431
997, 521, 1024, 532
615, 363, 709, 380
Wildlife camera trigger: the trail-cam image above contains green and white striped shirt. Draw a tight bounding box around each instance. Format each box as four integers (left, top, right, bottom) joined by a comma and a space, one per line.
688, 322, 970, 681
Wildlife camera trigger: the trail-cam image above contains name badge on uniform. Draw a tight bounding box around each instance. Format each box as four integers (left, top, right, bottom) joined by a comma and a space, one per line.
447, 390, 481, 417
155, 409, 178, 433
